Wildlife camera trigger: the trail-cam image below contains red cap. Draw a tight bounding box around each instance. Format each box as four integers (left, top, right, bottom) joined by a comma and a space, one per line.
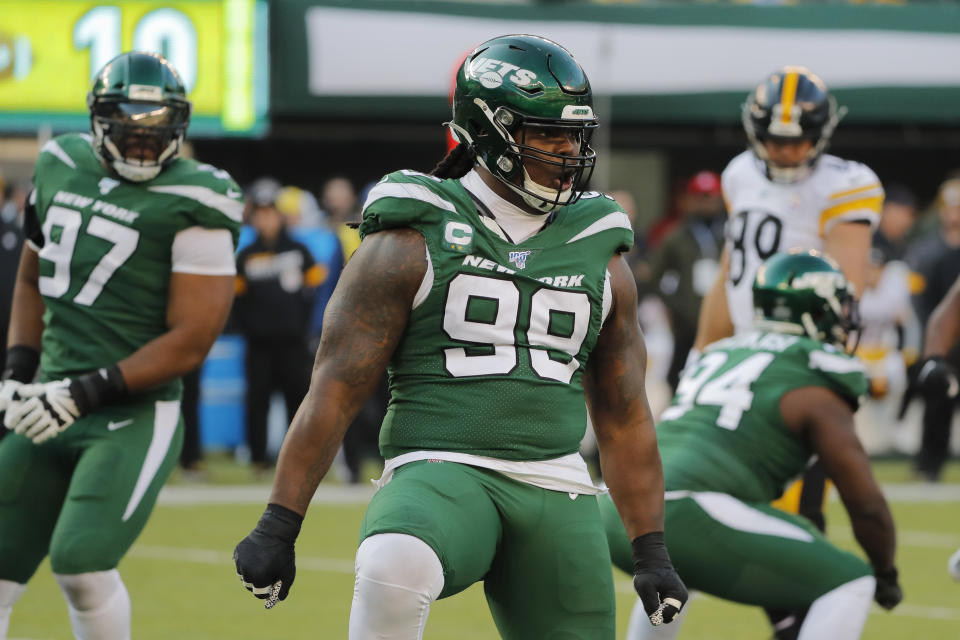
686, 170, 722, 196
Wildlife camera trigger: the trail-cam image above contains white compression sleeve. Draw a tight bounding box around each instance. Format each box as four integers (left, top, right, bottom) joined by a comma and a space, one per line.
54, 570, 131, 640
170, 226, 236, 275
0, 579, 27, 639
798, 575, 876, 640
349, 533, 445, 640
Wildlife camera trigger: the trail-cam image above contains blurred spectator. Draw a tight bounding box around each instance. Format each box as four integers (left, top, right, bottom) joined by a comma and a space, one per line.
873, 184, 917, 263
855, 247, 921, 454
179, 368, 204, 477
0, 176, 25, 444
317, 175, 385, 483
609, 189, 650, 294
647, 171, 725, 390
0, 179, 27, 363
322, 176, 362, 260
908, 177, 960, 326
276, 184, 343, 345
854, 184, 923, 454
276, 184, 326, 229
234, 179, 323, 474
906, 177, 960, 480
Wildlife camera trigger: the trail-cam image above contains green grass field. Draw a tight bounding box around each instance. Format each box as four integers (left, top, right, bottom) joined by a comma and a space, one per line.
8, 461, 960, 640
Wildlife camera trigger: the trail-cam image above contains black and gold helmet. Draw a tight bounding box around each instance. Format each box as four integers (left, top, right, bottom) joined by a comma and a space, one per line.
742, 66, 843, 184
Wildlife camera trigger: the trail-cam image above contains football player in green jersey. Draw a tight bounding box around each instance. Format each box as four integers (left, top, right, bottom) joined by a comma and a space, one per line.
602, 249, 902, 640
0, 51, 242, 639
897, 274, 960, 576
235, 34, 686, 639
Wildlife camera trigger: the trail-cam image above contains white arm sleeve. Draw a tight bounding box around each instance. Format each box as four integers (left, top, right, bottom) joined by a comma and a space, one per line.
171, 226, 236, 275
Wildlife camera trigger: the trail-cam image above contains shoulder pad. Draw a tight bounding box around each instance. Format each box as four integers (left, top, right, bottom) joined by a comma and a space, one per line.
359, 170, 465, 239
37, 133, 94, 171
147, 159, 244, 228
804, 342, 868, 405
720, 151, 756, 197
559, 192, 633, 253
817, 158, 883, 235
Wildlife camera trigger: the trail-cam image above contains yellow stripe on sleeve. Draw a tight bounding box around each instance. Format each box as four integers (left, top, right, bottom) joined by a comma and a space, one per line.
829, 182, 882, 201
819, 195, 884, 234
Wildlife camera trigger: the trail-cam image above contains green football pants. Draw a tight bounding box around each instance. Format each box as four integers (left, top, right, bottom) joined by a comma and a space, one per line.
0, 399, 183, 582
600, 491, 871, 610
359, 460, 616, 640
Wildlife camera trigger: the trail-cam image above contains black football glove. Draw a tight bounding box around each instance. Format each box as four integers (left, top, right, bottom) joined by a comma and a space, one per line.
631, 531, 688, 625
916, 357, 960, 401
899, 356, 960, 419
874, 567, 903, 610
234, 503, 303, 609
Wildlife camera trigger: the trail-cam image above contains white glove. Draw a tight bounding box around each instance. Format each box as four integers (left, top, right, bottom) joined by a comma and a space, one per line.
5, 379, 81, 444
0, 379, 23, 419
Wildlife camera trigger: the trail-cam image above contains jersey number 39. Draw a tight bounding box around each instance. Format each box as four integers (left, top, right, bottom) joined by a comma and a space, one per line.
728, 211, 783, 286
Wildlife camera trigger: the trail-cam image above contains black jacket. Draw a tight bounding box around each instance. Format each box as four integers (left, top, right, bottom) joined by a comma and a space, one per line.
234, 229, 321, 343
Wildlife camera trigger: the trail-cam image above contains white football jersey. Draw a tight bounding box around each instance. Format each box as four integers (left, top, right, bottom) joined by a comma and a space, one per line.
722, 151, 883, 333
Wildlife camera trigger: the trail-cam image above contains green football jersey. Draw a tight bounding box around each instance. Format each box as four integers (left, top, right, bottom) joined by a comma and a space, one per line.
29, 133, 243, 400
359, 170, 633, 461
656, 331, 868, 503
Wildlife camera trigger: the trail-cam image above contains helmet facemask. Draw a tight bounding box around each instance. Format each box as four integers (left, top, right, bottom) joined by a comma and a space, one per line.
451, 100, 597, 213
798, 282, 861, 354
89, 95, 190, 183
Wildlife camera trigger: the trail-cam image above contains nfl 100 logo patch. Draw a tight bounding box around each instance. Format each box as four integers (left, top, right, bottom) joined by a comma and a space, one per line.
508, 250, 531, 270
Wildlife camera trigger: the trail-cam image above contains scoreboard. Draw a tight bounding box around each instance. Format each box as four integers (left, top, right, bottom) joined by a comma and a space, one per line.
0, 0, 268, 136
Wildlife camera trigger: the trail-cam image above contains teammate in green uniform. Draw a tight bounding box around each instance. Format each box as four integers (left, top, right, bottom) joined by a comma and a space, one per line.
896, 274, 960, 577
602, 249, 902, 640
0, 52, 241, 639
234, 34, 686, 639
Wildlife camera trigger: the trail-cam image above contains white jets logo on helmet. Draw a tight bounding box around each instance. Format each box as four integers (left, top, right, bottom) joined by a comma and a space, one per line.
467, 57, 537, 90
792, 271, 847, 299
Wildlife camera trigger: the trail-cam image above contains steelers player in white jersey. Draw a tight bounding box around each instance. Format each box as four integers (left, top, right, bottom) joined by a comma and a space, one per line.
691, 66, 882, 640
696, 66, 881, 347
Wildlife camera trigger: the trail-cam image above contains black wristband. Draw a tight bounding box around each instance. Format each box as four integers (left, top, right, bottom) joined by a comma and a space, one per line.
631, 531, 672, 571
69, 364, 128, 415
260, 503, 304, 543
875, 566, 898, 582
2, 345, 40, 383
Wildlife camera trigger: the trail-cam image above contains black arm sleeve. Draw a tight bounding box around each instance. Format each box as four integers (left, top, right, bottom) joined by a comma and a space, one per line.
23, 191, 43, 248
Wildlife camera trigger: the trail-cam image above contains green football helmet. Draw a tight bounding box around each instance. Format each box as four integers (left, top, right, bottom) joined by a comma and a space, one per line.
449, 34, 598, 213
87, 51, 191, 182
753, 249, 860, 349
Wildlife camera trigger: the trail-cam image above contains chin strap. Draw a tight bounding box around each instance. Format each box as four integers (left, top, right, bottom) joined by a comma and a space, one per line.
110, 160, 163, 182
455, 101, 575, 214
767, 163, 813, 184
519, 167, 572, 213
93, 119, 180, 183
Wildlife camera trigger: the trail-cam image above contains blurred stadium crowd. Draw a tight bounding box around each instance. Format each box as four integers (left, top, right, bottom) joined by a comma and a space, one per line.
2, 150, 958, 483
